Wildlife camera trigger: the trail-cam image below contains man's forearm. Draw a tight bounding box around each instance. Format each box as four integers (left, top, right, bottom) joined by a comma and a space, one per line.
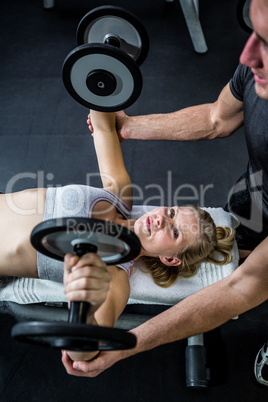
123, 283, 242, 358
119, 83, 244, 142
122, 104, 216, 141
65, 243, 268, 376
122, 258, 268, 359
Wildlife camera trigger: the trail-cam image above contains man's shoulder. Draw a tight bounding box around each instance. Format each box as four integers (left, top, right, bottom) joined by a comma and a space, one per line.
230, 64, 253, 101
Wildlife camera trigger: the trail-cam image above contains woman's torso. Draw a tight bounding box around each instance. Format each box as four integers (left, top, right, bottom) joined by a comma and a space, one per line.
0, 186, 132, 278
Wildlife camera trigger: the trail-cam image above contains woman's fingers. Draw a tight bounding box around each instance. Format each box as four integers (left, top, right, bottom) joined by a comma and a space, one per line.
65, 269, 110, 303
63, 253, 111, 308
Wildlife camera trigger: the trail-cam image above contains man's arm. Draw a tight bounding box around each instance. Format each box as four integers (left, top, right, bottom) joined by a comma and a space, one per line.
125, 237, 268, 352
117, 83, 244, 141
62, 237, 268, 376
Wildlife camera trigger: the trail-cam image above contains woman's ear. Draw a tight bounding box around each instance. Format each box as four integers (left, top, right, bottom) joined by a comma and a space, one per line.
159, 256, 182, 266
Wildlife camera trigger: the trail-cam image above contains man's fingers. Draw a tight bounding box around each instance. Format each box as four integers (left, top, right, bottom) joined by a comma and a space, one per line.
61, 351, 103, 377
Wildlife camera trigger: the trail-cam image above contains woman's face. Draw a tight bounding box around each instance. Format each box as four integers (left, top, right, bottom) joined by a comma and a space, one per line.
134, 206, 200, 263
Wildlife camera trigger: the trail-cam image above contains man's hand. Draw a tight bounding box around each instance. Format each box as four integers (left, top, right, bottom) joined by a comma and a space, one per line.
61, 349, 123, 377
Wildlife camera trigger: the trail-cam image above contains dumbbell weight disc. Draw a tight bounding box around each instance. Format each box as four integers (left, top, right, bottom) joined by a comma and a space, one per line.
76, 5, 149, 66
30, 216, 141, 265
11, 321, 136, 350
62, 43, 143, 112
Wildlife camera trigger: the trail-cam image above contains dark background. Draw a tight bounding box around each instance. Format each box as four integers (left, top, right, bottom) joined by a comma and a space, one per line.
0, 0, 267, 401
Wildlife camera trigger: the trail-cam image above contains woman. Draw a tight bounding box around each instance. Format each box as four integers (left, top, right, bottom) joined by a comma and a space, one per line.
0, 111, 235, 361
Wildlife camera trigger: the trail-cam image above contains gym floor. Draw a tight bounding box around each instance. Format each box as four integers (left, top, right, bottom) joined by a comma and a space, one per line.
0, 0, 268, 400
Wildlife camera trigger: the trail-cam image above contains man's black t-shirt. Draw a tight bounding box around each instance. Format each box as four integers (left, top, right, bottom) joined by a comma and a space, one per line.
226, 64, 268, 249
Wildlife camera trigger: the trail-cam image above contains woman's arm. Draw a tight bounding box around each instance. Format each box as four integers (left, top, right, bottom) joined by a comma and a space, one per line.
116, 83, 244, 141
63, 253, 130, 362
90, 110, 132, 208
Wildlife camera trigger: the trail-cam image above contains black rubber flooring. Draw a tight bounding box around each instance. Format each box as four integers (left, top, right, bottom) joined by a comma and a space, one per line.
0, 0, 268, 400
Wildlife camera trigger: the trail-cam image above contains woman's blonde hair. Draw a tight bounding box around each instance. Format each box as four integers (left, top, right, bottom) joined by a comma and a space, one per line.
140, 206, 235, 288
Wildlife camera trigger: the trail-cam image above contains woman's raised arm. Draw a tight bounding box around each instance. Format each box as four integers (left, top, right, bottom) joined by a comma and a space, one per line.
89, 110, 132, 209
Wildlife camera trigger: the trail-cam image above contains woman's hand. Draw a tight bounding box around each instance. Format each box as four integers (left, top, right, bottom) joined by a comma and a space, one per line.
63, 253, 111, 316
87, 110, 129, 142
88, 110, 116, 134
63, 253, 112, 362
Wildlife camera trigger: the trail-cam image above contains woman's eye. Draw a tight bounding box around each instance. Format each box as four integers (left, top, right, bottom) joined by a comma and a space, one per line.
173, 228, 179, 239
170, 208, 175, 218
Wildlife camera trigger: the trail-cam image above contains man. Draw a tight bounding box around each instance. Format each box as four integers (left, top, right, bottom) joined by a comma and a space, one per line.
62, 0, 268, 377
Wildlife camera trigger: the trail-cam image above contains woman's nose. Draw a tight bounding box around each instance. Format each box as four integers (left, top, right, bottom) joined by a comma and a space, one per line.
156, 215, 165, 228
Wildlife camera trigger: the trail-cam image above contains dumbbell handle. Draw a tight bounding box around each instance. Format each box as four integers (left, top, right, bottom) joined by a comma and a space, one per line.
68, 243, 98, 324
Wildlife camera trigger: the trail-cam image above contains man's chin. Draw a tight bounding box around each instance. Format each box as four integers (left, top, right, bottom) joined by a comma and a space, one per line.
255, 82, 268, 100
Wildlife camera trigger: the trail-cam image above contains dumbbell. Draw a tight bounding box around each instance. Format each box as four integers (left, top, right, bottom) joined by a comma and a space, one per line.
62, 5, 149, 111
12, 217, 141, 351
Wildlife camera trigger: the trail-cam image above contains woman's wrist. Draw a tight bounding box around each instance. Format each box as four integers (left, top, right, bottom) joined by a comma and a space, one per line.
86, 312, 98, 325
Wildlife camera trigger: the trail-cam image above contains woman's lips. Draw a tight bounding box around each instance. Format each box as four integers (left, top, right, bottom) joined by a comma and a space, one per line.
146, 216, 151, 234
